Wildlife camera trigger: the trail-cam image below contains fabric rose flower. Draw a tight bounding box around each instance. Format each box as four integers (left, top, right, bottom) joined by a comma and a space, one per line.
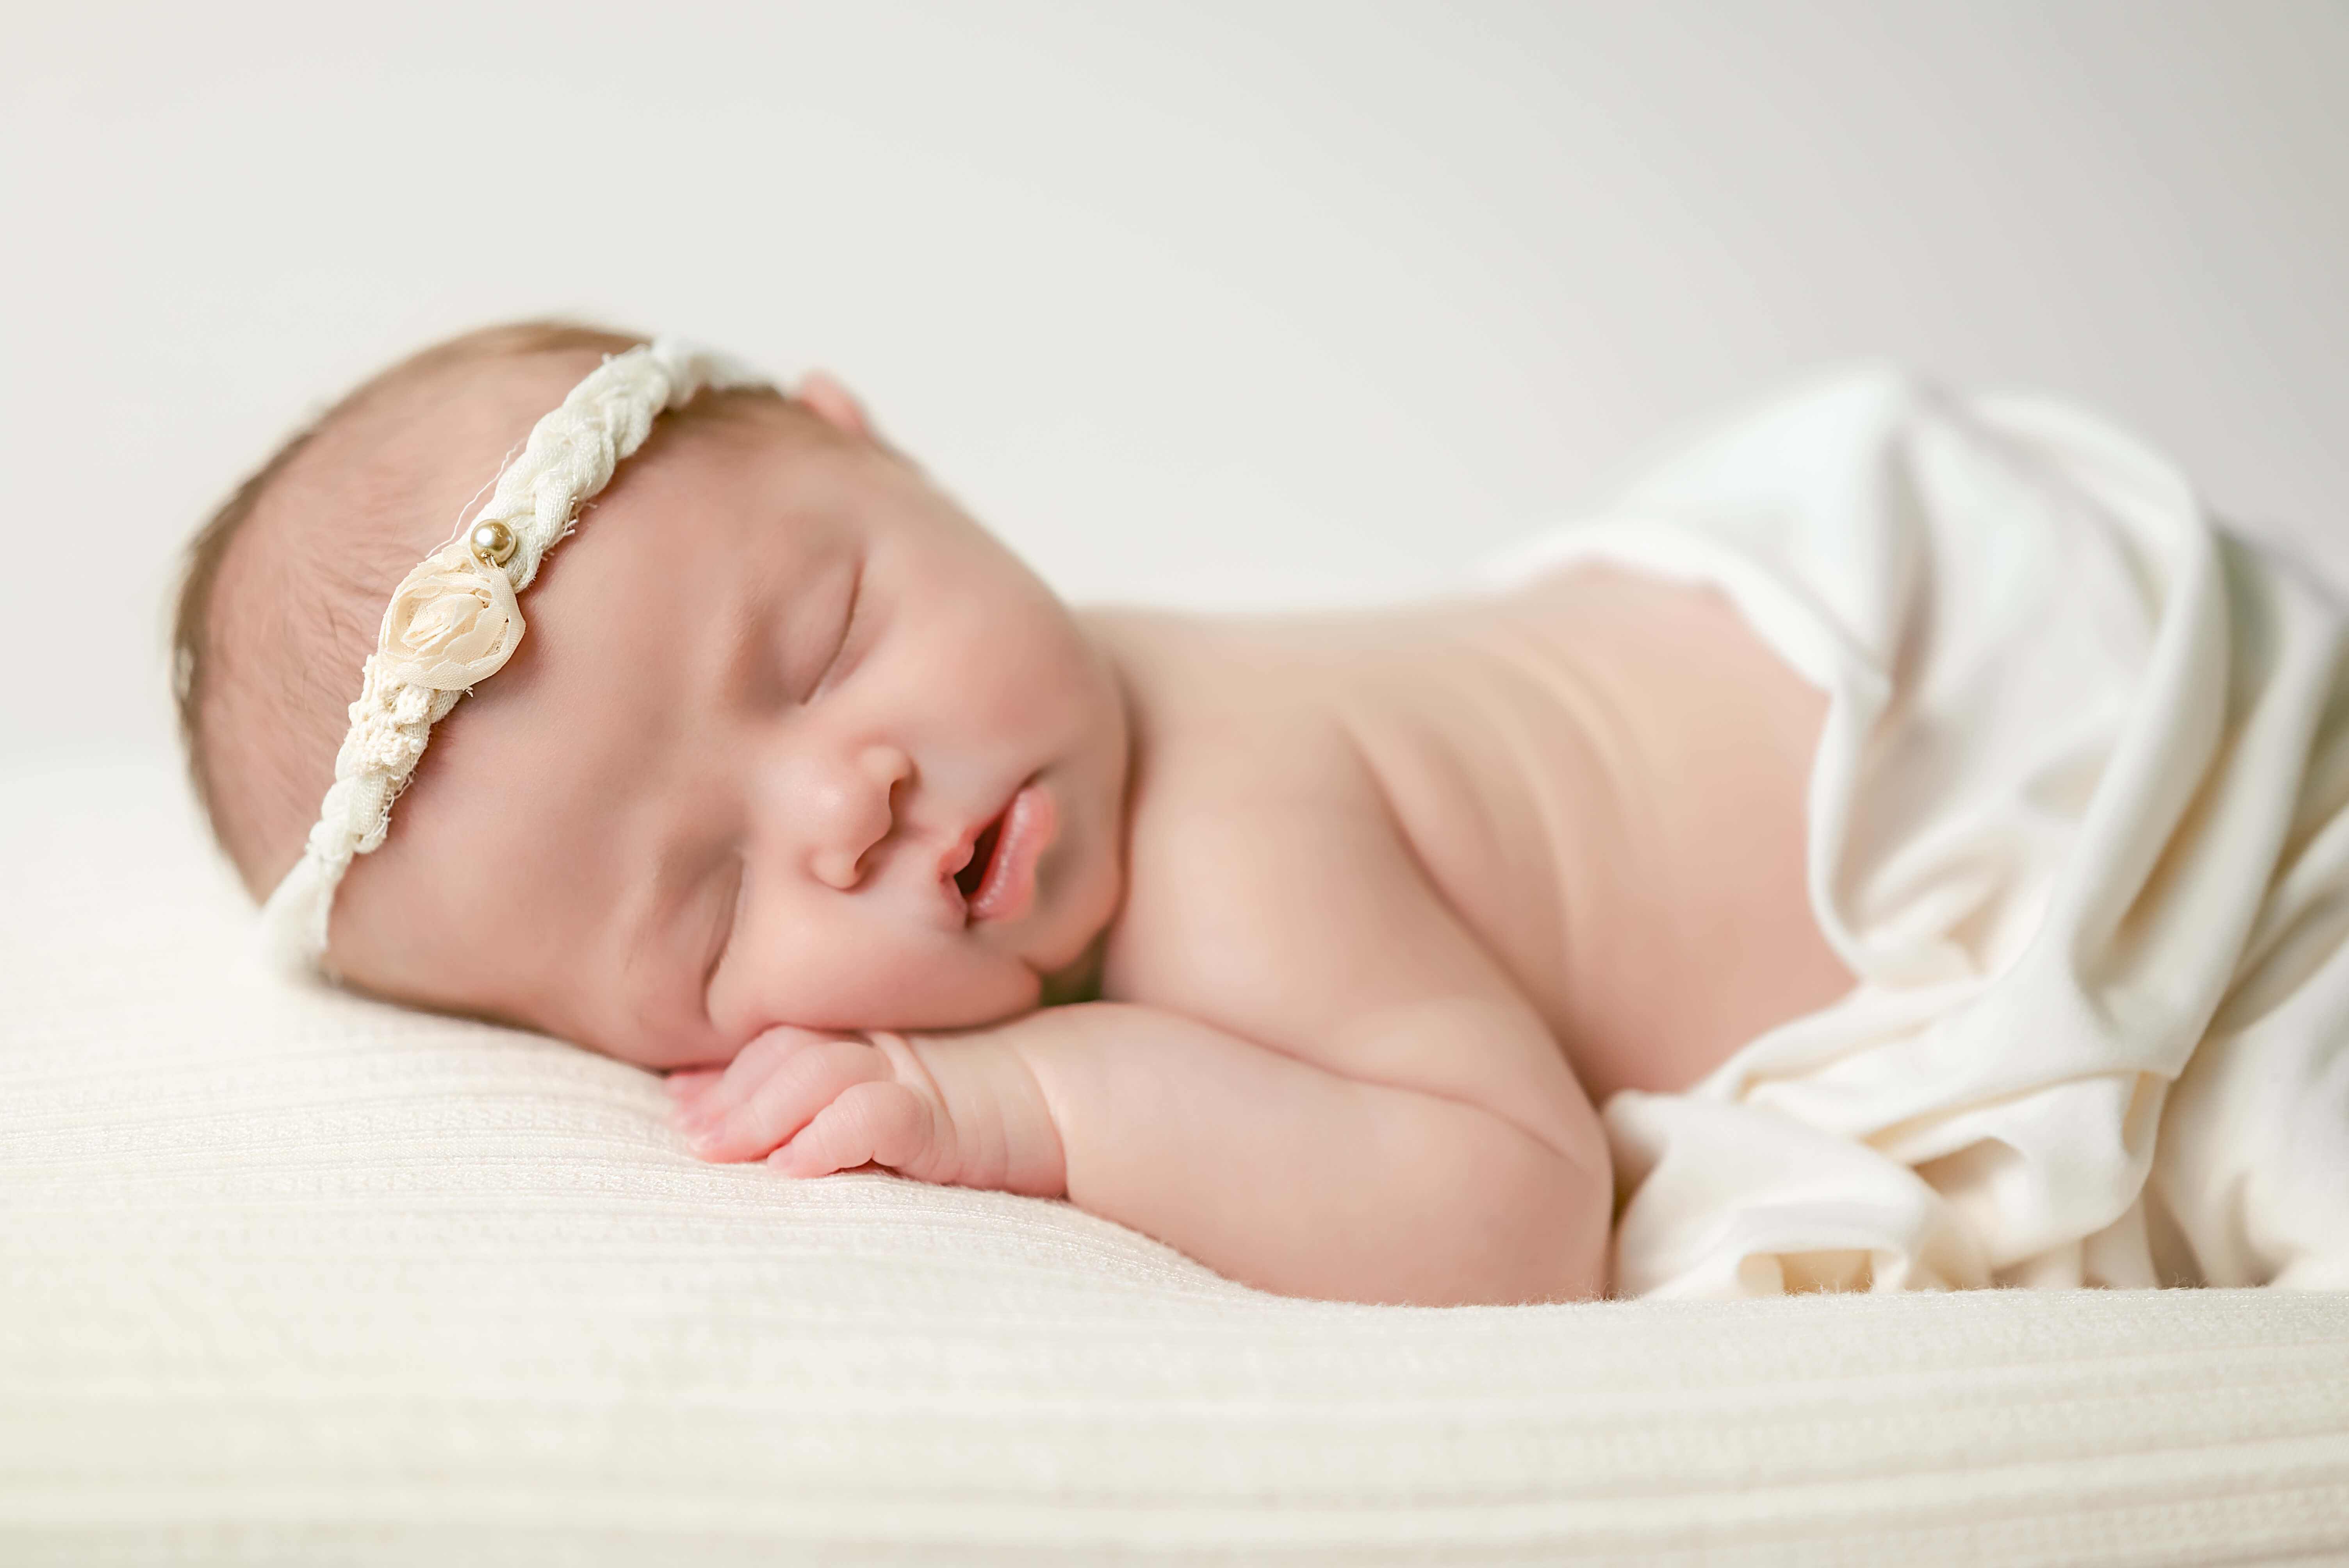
374, 542, 526, 690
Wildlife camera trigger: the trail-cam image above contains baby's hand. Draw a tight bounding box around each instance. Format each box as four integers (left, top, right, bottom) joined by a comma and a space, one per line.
669, 1026, 946, 1179
667, 1025, 1064, 1194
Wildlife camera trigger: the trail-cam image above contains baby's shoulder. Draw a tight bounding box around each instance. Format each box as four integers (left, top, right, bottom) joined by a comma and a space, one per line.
1087, 609, 1392, 827
1085, 609, 1475, 1026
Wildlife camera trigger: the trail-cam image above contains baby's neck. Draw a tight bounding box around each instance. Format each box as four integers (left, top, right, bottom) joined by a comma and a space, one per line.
1035, 925, 1111, 1008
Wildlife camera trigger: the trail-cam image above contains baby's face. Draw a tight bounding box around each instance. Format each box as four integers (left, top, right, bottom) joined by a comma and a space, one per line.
330, 396, 1129, 1069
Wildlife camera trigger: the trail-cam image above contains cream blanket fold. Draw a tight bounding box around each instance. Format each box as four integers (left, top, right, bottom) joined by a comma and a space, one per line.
1500, 372, 2349, 1297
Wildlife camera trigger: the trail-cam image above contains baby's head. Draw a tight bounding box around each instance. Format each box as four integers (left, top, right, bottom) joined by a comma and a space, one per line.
177, 324, 1129, 1068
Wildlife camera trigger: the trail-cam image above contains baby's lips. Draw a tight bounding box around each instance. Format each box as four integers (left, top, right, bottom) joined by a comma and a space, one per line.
967, 784, 1056, 924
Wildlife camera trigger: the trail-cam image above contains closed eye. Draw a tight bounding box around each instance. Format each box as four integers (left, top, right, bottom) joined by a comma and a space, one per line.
805, 554, 866, 701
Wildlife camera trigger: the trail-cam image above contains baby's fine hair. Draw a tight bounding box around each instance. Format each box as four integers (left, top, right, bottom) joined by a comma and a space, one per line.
173, 320, 786, 897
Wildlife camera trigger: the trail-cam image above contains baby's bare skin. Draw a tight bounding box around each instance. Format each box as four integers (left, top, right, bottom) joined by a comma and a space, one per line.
307, 353, 1846, 1306
673, 570, 1844, 1305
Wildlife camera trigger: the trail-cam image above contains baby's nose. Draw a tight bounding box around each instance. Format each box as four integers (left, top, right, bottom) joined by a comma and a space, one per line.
807, 745, 913, 891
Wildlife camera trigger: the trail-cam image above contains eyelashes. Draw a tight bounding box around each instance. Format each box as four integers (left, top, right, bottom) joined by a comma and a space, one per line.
803, 555, 866, 702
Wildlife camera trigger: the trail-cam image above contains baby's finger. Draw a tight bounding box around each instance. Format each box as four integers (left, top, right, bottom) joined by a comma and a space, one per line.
768, 1080, 937, 1180
679, 1026, 838, 1130
663, 1067, 725, 1100
670, 1064, 759, 1139
691, 1038, 892, 1162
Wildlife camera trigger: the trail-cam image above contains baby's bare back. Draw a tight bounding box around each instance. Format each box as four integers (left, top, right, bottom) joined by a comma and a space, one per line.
1093, 565, 1850, 1110
682, 565, 1851, 1305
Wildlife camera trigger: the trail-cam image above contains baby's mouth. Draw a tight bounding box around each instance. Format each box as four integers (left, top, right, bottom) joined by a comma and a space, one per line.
955, 816, 1002, 903
952, 784, 1056, 925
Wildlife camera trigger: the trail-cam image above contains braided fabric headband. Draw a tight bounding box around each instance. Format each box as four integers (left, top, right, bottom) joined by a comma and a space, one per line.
257, 337, 765, 974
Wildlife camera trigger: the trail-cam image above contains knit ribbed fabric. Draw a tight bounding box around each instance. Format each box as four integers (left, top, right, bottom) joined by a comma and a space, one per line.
7, 747, 2348, 1564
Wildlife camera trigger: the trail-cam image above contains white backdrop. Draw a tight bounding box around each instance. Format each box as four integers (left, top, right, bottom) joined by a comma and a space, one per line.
3, 0, 2345, 755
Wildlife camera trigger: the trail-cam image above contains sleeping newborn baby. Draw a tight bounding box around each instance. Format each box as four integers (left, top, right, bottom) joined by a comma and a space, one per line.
176, 323, 2349, 1304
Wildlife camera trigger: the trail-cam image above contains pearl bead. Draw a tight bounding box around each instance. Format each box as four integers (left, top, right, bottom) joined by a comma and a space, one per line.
468, 519, 518, 567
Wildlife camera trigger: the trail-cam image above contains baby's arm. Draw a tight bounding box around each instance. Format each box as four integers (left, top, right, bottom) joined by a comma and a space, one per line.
673, 1000, 1608, 1305
1017, 999, 1608, 1305
675, 710, 1616, 1305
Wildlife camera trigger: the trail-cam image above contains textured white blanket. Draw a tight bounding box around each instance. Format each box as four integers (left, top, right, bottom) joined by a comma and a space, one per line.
8, 726, 2349, 1562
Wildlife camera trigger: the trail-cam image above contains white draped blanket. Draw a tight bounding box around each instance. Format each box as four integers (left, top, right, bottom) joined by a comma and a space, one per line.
1500, 374, 2349, 1298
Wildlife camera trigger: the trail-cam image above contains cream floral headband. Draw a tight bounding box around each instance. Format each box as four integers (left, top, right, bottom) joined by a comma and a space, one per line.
257, 337, 765, 974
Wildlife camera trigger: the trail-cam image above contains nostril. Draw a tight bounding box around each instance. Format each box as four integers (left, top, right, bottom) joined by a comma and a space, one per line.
870, 748, 914, 808
811, 847, 864, 891
803, 748, 911, 893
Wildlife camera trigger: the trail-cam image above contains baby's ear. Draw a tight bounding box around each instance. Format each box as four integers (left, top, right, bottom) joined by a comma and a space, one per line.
795, 371, 873, 440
